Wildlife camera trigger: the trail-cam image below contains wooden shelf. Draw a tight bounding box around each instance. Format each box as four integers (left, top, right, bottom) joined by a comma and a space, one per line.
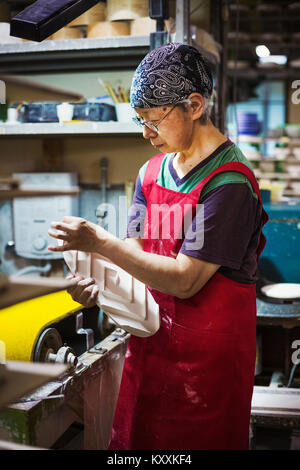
234, 135, 300, 145
0, 187, 79, 199
283, 190, 300, 197
0, 121, 142, 136
0, 35, 217, 74
254, 171, 300, 181
0, 36, 150, 74
247, 156, 300, 163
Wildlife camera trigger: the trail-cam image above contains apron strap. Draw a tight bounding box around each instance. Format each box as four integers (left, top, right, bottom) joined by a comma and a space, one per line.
191, 161, 261, 201
191, 161, 269, 259
142, 153, 165, 196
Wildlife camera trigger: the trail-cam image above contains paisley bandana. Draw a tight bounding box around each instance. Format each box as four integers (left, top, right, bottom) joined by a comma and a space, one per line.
130, 42, 213, 108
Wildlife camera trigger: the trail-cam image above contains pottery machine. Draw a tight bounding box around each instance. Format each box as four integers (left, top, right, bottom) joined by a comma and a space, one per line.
0, 290, 130, 450
251, 198, 300, 449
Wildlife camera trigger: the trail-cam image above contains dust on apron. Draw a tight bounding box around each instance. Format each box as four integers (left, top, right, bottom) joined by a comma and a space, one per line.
109, 154, 268, 450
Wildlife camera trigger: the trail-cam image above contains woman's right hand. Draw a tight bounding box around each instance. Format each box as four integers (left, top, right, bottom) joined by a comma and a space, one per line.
66, 273, 99, 308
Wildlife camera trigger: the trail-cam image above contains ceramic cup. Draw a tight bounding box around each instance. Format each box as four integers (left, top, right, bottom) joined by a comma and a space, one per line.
56, 103, 74, 123
115, 102, 135, 123
6, 108, 18, 124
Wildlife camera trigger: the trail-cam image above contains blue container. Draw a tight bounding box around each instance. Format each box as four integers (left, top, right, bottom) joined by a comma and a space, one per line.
259, 200, 300, 283
260, 189, 271, 204
237, 112, 261, 135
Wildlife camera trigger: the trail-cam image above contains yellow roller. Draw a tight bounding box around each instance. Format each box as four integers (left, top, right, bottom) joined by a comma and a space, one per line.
0, 291, 82, 362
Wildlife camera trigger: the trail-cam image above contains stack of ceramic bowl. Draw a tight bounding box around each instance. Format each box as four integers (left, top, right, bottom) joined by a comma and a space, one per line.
237, 112, 261, 136
292, 148, 300, 160
285, 125, 300, 139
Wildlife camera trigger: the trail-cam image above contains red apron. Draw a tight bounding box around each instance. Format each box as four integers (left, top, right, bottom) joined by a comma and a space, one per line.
109, 154, 268, 450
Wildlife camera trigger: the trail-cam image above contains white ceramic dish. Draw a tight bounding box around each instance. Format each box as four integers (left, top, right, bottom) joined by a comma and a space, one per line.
287, 165, 300, 178
261, 283, 300, 300
286, 125, 300, 139
291, 182, 300, 193
274, 147, 290, 159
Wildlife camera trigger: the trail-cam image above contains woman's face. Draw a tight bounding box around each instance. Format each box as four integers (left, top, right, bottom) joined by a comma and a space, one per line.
135, 105, 195, 154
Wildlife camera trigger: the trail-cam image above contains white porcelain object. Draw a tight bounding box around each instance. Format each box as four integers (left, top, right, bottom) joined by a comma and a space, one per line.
274, 147, 290, 160
292, 147, 300, 160
6, 108, 19, 124
260, 161, 275, 172
291, 182, 300, 194
287, 165, 300, 178
56, 103, 74, 123
286, 125, 300, 139
115, 102, 135, 123
261, 283, 300, 300
62, 248, 160, 337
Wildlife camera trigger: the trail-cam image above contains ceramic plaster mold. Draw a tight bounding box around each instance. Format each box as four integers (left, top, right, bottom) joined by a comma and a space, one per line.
63, 249, 160, 337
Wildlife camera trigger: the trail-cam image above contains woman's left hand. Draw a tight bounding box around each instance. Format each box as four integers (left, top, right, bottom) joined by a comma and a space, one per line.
48, 216, 110, 253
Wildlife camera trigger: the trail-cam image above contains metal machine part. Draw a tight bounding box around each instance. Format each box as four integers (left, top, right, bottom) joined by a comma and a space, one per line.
175, 0, 190, 45
33, 310, 103, 367
96, 157, 109, 227
48, 345, 78, 367
33, 329, 77, 367
33, 327, 63, 363
149, 0, 169, 49
76, 312, 94, 351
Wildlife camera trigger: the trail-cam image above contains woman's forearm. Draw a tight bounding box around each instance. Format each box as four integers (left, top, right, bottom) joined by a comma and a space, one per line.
100, 235, 186, 297
48, 217, 191, 297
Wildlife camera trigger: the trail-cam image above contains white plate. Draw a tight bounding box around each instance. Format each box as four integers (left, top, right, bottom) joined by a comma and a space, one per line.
261, 283, 300, 300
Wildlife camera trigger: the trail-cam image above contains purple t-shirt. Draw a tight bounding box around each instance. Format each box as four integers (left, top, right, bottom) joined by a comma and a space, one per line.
127, 146, 263, 284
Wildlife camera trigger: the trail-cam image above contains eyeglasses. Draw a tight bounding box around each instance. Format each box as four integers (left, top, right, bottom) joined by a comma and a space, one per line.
132, 105, 177, 133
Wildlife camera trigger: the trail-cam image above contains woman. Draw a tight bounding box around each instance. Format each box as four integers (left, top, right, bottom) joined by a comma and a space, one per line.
48, 43, 268, 450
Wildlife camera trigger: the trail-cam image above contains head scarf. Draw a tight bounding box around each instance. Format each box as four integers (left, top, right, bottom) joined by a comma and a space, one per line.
130, 42, 213, 108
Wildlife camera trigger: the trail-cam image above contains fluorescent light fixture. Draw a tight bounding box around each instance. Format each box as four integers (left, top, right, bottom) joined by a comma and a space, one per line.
259, 55, 287, 65
256, 45, 270, 58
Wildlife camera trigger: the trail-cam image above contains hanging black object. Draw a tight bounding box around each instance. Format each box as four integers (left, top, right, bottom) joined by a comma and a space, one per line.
149, 0, 169, 50
10, 0, 100, 42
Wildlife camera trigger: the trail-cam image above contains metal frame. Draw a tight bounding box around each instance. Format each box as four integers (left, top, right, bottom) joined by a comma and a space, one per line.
175, 0, 190, 45
210, 0, 228, 134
